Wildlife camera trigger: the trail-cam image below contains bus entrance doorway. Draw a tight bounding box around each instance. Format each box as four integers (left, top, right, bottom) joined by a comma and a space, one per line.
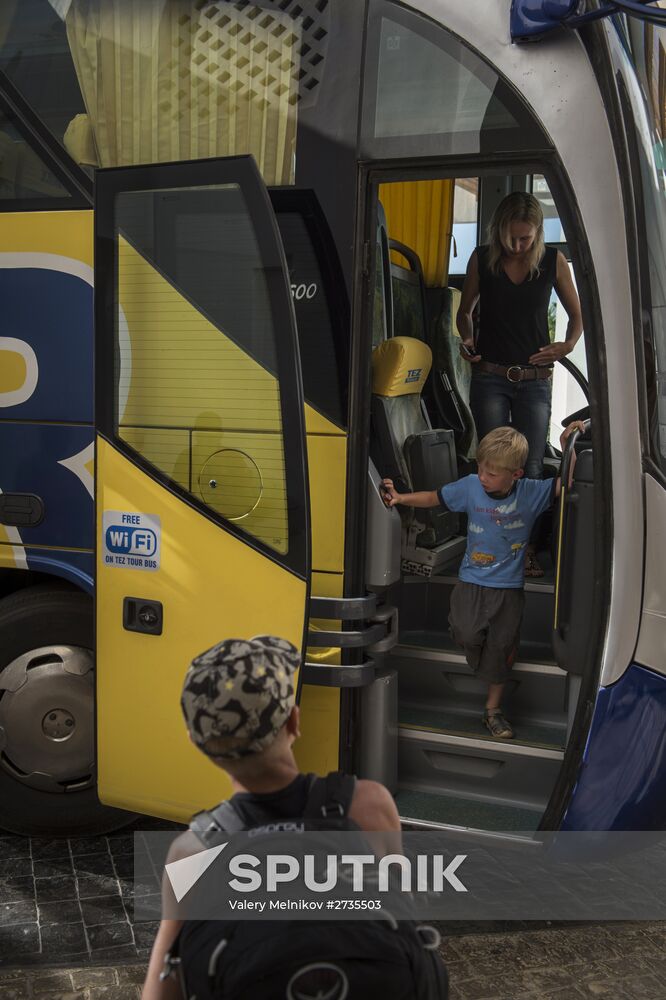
360, 170, 599, 834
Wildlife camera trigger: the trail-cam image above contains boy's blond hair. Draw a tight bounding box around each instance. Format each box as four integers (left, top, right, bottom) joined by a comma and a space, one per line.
477, 426, 528, 472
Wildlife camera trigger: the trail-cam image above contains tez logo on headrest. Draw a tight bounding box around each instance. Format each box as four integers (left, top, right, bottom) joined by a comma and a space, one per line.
405, 368, 422, 383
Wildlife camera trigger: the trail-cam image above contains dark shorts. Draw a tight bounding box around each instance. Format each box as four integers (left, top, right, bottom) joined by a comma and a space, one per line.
448, 581, 525, 685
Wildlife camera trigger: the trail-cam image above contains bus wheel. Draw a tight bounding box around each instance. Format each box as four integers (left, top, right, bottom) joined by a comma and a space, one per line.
0, 584, 133, 836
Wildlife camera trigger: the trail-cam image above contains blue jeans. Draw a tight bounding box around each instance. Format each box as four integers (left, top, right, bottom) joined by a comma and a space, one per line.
469, 371, 552, 479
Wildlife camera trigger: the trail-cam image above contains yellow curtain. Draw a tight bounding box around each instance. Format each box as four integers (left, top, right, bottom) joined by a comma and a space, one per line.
379, 179, 455, 287
62, 0, 299, 183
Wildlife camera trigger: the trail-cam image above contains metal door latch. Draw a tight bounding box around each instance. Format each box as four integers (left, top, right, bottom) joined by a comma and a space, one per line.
123, 597, 163, 635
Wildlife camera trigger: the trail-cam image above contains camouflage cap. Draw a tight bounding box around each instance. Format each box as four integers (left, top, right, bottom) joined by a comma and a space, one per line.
180, 636, 300, 760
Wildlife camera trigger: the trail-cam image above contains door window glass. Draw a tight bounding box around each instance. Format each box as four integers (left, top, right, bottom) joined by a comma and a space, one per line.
273, 205, 348, 428
107, 174, 302, 563
362, 1, 547, 159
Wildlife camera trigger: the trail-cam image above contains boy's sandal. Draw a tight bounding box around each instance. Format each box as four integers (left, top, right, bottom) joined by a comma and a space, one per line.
483, 710, 514, 739
524, 551, 544, 578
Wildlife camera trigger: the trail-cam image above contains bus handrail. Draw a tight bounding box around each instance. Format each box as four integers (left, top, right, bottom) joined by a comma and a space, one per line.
553, 418, 591, 635
557, 356, 589, 399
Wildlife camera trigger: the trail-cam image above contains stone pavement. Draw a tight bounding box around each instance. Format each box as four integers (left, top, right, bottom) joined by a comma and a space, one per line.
0, 830, 166, 968
2, 825, 665, 999
1, 921, 666, 999
439, 920, 666, 999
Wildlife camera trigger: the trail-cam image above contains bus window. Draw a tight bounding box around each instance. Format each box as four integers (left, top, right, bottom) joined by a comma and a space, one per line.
0, 0, 308, 183
532, 174, 567, 245
0, 0, 85, 160
0, 108, 69, 201
373, 203, 392, 347
361, 0, 546, 159
615, 20, 666, 475
448, 178, 479, 277
530, 174, 587, 449
549, 265, 588, 450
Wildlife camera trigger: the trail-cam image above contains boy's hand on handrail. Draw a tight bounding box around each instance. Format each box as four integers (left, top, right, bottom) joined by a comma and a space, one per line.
559, 419, 587, 451
558, 420, 587, 493
381, 479, 402, 507
381, 479, 440, 509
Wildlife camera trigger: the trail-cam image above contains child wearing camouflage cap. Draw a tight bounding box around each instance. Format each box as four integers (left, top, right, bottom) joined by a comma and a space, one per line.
142, 635, 401, 1000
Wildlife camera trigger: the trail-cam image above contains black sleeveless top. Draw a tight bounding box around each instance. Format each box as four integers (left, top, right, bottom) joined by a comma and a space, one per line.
228, 772, 314, 827
476, 244, 557, 366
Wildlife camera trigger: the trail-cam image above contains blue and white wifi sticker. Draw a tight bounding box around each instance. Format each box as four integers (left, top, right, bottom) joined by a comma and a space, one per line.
102, 511, 161, 571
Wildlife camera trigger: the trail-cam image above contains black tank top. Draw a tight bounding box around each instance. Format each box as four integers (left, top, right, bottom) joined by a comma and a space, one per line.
476, 244, 557, 366
228, 772, 315, 827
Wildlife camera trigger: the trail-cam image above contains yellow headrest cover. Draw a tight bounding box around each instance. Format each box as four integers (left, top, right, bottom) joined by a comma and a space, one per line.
372, 337, 432, 397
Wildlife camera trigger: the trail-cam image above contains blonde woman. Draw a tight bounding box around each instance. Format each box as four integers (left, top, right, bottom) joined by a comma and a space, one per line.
456, 192, 582, 576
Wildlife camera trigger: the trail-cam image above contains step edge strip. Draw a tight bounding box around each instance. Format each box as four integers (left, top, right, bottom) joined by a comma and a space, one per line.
398, 721, 566, 752
398, 815, 541, 843
404, 575, 555, 595
393, 645, 565, 674
398, 726, 565, 760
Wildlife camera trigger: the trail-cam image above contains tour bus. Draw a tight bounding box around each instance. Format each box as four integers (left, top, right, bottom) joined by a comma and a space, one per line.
0, 0, 664, 841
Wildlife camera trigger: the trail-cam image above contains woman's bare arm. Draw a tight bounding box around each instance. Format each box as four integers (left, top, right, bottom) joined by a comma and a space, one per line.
529, 251, 583, 365
456, 251, 482, 361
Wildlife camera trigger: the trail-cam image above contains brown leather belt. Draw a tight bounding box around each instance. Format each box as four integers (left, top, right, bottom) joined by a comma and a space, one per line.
477, 361, 553, 383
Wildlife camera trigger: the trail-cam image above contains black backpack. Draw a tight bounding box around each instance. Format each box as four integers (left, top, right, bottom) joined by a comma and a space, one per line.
164, 771, 448, 1000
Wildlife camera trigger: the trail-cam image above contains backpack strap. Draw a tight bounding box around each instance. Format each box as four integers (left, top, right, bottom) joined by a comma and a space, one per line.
303, 770, 357, 820
190, 799, 246, 847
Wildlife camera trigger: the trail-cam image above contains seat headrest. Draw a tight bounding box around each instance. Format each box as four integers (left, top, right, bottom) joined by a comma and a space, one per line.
372, 336, 432, 397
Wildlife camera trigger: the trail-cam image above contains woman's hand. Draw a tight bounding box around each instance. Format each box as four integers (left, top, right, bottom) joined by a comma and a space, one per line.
458, 340, 482, 363
529, 341, 573, 366
381, 479, 402, 507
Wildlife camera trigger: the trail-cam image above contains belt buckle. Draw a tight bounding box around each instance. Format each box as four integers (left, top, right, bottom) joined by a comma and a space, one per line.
506, 365, 523, 383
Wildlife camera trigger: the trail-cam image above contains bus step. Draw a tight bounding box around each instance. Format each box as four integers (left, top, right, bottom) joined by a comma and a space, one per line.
389, 643, 569, 729
395, 786, 543, 834
398, 727, 563, 815
398, 702, 567, 751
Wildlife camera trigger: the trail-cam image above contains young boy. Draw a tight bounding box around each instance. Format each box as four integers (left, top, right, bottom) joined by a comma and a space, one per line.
142, 635, 402, 1000
382, 422, 584, 740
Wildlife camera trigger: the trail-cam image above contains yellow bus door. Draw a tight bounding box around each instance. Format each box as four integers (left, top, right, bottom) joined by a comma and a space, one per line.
94, 156, 310, 821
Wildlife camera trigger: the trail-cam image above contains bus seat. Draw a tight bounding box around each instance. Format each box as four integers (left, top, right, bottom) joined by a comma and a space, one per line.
63, 114, 99, 167
371, 336, 465, 576
431, 286, 477, 460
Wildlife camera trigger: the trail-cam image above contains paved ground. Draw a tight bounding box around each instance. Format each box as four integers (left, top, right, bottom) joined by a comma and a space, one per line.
440, 921, 666, 999
0, 831, 164, 968
2, 829, 665, 998
2, 922, 666, 998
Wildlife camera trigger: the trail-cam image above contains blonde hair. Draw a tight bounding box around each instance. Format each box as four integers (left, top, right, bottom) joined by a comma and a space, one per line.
477, 426, 529, 472
486, 192, 545, 279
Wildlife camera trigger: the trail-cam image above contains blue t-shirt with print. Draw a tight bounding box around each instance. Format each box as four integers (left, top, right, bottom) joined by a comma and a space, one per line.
440, 475, 555, 589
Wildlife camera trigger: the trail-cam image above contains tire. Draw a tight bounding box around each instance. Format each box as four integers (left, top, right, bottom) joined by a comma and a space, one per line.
0, 584, 134, 836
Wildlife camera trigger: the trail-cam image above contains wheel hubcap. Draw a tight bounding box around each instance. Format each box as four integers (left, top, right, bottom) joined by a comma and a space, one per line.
0, 646, 94, 792
42, 708, 76, 741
